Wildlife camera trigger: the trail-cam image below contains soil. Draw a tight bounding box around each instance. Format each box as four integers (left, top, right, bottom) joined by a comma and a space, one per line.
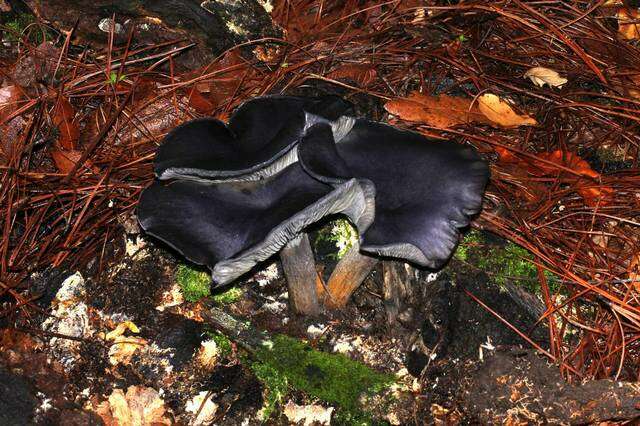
4, 226, 637, 425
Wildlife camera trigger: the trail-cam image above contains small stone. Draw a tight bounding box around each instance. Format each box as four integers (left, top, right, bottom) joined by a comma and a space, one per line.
185, 392, 218, 426
306, 324, 326, 339
283, 401, 333, 426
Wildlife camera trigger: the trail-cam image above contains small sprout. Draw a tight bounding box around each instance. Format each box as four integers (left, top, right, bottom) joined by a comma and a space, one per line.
457, 34, 468, 42
107, 71, 126, 85
175, 264, 210, 302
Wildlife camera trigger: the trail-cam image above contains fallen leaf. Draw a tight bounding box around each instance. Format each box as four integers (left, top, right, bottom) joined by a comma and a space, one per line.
52, 95, 79, 150
105, 321, 140, 340
533, 150, 600, 179
104, 321, 147, 366
187, 87, 215, 115
0, 85, 25, 123
494, 146, 520, 163
34, 41, 62, 81
384, 92, 489, 128
96, 386, 171, 426
524, 66, 568, 88
617, 8, 640, 40
328, 63, 377, 86
532, 150, 613, 206
181, 50, 257, 113
50, 149, 83, 174
477, 94, 537, 128
185, 392, 218, 426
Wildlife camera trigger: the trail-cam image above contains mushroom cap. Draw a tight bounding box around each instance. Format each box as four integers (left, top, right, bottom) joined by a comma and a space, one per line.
139, 154, 374, 284
299, 120, 489, 268
154, 95, 353, 182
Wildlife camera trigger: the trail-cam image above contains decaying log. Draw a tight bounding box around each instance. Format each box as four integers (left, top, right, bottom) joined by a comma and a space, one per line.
322, 242, 379, 309
280, 234, 321, 316
201, 306, 268, 352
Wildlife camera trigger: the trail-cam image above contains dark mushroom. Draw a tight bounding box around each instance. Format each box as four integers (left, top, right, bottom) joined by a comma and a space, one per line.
298, 120, 489, 268
137, 96, 489, 315
154, 95, 354, 182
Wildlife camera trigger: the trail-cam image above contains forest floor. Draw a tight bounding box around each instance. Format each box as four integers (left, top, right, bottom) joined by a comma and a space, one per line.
2, 0, 640, 425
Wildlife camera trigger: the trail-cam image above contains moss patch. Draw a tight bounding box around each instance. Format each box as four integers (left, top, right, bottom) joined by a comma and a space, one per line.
251, 362, 288, 420
252, 335, 393, 421
205, 329, 233, 358
212, 286, 244, 305
315, 217, 359, 259
454, 231, 558, 294
175, 264, 211, 302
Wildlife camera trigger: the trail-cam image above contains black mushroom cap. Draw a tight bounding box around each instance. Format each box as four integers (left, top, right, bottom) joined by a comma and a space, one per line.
138, 155, 374, 285
298, 121, 490, 268
137, 95, 489, 285
154, 95, 354, 182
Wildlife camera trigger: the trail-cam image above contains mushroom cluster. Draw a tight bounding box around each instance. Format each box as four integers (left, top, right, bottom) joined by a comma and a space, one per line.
138, 95, 489, 314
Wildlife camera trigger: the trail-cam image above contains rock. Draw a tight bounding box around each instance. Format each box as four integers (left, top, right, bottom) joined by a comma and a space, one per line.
185, 391, 218, 426
283, 401, 333, 426
42, 272, 92, 369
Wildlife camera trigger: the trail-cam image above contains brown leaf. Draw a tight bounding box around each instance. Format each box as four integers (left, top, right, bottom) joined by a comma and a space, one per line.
534, 150, 613, 207
0, 85, 25, 123
328, 63, 377, 87
187, 87, 215, 115
524, 66, 568, 88
384, 92, 489, 128
181, 50, 256, 113
497, 149, 614, 206
477, 94, 537, 128
50, 149, 83, 174
96, 386, 171, 426
617, 8, 640, 40
533, 150, 600, 179
52, 96, 79, 150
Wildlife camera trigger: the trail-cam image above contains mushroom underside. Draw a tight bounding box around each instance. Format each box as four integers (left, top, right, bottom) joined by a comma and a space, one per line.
138, 162, 375, 285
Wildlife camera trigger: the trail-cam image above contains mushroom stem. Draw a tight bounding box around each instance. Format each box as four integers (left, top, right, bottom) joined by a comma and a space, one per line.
321, 241, 379, 309
280, 233, 321, 316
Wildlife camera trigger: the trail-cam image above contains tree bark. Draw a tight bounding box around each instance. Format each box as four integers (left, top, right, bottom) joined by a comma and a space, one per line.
280, 234, 320, 316
322, 242, 379, 309
201, 306, 269, 352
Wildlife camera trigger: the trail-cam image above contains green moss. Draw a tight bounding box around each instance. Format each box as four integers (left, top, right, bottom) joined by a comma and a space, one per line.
2, 13, 50, 44
175, 264, 211, 302
252, 335, 393, 421
315, 217, 359, 259
3, 13, 34, 39
204, 329, 233, 358
454, 230, 482, 262
454, 231, 558, 294
212, 286, 244, 305
251, 362, 289, 420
